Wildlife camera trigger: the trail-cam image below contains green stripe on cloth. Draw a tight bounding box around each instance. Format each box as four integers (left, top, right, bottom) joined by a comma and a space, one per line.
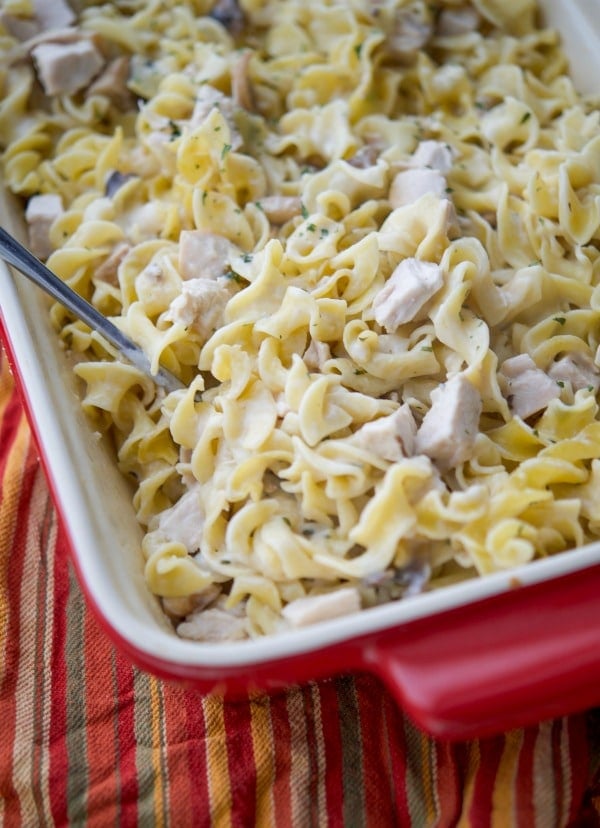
65, 562, 89, 825
336, 675, 367, 827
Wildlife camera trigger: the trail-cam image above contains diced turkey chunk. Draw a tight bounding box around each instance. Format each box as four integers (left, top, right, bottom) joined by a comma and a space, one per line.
177, 608, 248, 642
389, 167, 447, 208
260, 196, 302, 225
548, 352, 600, 392
165, 278, 231, 340
282, 587, 361, 628
162, 584, 221, 619
304, 339, 331, 372
157, 487, 204, 553
410, 140, 454, 174
0, 11, 39, 41
87, 56, 133, 110
189, 85, 242, 150
25, 193, 63, 259
231, 49, 255, 111
415, 374, 482, 470
209, 0, 245, 34
1, 0, 75, 40
436, 6, 480, 36
94, 242, 130, 286
373, 258, 444, 331
178, 230, 238, 281
32, 38, 104, 96
499, 354, 561, 419
35, 0, 75, 31
347, 144, 380, 169
135, 259, 178, 314
354, 404, 417, 462
385, 4, 433, 59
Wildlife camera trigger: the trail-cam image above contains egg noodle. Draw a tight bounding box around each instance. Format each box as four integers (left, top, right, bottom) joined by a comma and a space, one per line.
2, 0, 600, 640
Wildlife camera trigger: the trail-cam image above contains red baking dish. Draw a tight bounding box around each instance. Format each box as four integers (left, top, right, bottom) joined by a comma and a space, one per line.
2, 0, 600, 741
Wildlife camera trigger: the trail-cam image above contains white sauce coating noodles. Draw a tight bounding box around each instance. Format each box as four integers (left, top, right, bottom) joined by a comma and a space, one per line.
2, 0, 600, 640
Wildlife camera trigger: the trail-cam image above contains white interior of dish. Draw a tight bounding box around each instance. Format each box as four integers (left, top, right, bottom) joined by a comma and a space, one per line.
2, 0, 600, 668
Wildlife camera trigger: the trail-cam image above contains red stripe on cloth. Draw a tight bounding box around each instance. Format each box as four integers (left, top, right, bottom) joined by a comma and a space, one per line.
381, 690, 411, 823
434, 739, 463, 828
318, 678, 345, 824
268, 691, 294, 827
181, 690, 210, 828
356, 677, 397, 828
223, 697, 257, 828
564, 716, 591, 825
84, 604, 124, 824
46, 525, 71, 827
515, 725, 538, 827
114, 657, 139, 827
465, 734, 505, 826
0, 438, 39, 828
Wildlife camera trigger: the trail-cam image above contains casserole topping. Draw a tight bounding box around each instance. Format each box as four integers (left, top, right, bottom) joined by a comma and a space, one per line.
2, 0, 600, 640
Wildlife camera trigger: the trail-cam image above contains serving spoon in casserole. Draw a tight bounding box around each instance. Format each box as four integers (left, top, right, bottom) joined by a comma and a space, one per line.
0, 225, 185, 393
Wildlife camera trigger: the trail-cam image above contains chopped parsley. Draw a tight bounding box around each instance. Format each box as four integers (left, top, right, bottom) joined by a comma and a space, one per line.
520, 111, 531, 124
553, 316, 566, 325
301, 203, 309, 219
221, 143, 232, 159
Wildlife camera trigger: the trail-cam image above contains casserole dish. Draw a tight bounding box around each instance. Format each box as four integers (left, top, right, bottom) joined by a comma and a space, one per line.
2, 0, 600, 740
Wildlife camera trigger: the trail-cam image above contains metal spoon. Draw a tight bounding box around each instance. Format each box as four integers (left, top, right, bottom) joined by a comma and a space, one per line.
0, 226, 185, 393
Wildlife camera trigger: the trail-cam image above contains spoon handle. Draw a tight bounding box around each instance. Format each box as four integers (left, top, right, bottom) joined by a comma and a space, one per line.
0, 226, 184, 393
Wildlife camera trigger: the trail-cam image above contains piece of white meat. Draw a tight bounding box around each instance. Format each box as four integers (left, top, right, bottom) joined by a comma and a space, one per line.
347, 144, 380, 169
177, 608, 248, 642
499, 354, 562, 419
354, 403, 417, 462
165, 277, 232, 340
95, 242, 130, 286
0, 0, 75, 41
548, 352, 600, 392
281, 587, 361, 628
178, 230, 238, 281
384, 3, 433, 60
415, 373, 482, 470
25, 193, 63, 260
87, 56, 133, 110
31, 37, 104, 96
259, 195, 302, 225
436, 6, 480, 36
231, 49, 255, 111
35, 0, 76, 31
304, 339, 331, 372
157, 486, 205, 553
0, 11, 39, 41
389, 167, 447, 209
409, 140, 454, 174
162, 584, 221, 619
373, 258, 444, 331
189, 85, 243, 150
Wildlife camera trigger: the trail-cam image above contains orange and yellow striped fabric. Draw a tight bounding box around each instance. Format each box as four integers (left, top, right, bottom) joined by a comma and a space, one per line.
1, 348, 600, 827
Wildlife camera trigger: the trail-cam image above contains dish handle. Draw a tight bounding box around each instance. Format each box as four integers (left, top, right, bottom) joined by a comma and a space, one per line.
362, 562, 600, 740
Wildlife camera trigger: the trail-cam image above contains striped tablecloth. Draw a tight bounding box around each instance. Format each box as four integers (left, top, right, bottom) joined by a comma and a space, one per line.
1, 349, 600, 827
